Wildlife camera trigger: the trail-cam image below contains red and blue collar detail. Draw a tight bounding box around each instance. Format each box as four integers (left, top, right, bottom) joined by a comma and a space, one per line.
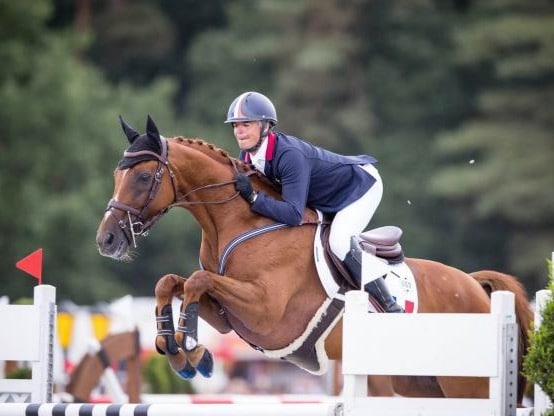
243, 131, 276, 164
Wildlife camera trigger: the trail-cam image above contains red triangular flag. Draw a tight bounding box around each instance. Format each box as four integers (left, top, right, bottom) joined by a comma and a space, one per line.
16, 248, 43, 284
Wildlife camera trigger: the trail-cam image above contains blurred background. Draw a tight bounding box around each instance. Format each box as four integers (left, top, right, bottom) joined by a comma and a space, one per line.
1, 1, 552, 310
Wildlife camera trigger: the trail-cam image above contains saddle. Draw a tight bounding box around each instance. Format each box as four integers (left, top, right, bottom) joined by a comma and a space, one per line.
323, 225, 405, 290
350, 226, 404, 264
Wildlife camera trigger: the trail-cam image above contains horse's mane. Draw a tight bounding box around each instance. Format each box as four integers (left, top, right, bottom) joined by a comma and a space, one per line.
169, 136, 278, 191
170, 136, 243, 169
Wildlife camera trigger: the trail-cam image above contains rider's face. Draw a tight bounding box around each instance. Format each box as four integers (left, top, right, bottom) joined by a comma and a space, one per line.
233, 121, 262, 152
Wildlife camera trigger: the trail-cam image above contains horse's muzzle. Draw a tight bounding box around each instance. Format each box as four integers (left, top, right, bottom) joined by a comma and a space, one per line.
96, 215, 129, 260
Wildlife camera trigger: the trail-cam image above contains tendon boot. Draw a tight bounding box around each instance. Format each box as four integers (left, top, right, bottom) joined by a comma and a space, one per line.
343, 252, 404, 313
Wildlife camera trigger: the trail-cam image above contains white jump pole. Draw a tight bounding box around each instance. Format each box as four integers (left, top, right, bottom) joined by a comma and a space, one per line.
0, 285, 56, 403
342, 289, 518, 416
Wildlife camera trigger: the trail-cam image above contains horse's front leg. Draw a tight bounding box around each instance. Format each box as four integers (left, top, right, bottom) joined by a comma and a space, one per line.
154, 274, 185, 355
174, 272, 218, 378
153, 274, 198, 379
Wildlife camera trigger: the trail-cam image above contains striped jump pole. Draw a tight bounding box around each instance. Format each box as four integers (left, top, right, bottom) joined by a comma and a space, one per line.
0, 402, 340, 416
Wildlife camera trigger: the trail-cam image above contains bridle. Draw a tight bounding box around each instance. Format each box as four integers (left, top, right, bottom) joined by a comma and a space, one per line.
106, 137, 246, 248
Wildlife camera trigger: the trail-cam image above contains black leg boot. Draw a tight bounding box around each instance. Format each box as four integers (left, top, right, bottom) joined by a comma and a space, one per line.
364, 277, 404, 313
344, 252, 404, 313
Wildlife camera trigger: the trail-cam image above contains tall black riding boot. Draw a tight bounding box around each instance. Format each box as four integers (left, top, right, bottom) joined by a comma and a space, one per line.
364, 276, 404, 313
343, 252, 404, 313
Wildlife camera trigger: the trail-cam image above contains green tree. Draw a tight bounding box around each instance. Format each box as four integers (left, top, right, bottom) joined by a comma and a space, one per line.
523, 260, 554, 414
430, 0, 554, 290
269, 0, 375, 153
337, 0, 472, 263
52, 0, 231, 114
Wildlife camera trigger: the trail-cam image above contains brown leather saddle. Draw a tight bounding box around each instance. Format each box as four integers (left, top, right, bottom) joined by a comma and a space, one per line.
322, 224, 405, 291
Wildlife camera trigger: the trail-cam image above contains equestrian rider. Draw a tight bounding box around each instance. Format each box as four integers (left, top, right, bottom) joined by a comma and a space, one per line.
226, 91, 403, 313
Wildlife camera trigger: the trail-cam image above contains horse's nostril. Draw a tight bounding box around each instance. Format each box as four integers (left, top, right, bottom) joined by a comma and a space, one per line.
104, 233, 114, 247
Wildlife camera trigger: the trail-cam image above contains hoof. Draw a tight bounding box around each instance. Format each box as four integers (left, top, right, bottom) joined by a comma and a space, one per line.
167, 350, 196, 380
196, 349, 214, 378
173, 359, 197, 380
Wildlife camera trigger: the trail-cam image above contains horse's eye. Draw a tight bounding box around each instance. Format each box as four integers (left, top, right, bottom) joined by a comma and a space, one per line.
138, 172, 152, 183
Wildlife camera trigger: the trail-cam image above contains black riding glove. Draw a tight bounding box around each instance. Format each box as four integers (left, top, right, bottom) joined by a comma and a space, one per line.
235, 173, 258, 204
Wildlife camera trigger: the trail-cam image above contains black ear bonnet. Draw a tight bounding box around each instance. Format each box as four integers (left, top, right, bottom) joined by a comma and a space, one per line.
117, 115, 163, 169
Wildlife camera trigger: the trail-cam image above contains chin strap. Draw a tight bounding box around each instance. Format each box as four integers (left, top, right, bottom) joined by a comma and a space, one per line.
245, 121, 271, 153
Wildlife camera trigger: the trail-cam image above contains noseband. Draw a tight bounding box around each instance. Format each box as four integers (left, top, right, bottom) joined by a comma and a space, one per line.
106, 138, 246, 248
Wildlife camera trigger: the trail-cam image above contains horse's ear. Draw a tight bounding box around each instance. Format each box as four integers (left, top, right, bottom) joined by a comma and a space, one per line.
119, 115, 140, 144
146, 115, 163, 148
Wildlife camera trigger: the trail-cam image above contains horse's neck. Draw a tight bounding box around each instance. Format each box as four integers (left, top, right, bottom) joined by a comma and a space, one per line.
168, 139, 262, 247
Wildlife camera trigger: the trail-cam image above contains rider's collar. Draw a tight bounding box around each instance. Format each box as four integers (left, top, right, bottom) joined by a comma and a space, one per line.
244, 131, 276, 164
249, 136, 269, 174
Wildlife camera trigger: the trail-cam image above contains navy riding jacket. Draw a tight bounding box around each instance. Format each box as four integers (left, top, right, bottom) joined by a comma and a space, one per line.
240, 132, 377, 226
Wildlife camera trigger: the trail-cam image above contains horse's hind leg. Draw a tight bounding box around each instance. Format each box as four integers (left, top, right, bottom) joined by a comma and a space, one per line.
392, 376, 445, 398
368, 376, 395, 396
436, 376, 488, 398
174, 271, 214, 378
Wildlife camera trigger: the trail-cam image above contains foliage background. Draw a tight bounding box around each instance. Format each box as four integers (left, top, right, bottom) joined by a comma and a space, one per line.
523, 260, 554, 409
1, 0, 552, 304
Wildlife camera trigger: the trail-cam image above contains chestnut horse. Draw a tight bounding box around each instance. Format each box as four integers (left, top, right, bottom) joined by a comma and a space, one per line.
96, 116, 532, 402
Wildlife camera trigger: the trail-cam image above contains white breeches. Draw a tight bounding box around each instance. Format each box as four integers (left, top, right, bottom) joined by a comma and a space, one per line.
329, 164, 383, 260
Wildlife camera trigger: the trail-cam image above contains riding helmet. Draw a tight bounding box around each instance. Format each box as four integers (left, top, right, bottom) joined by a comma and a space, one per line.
225, 91, 277, 125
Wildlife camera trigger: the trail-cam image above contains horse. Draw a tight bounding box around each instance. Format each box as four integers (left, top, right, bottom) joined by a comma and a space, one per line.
96, 116, 532, 403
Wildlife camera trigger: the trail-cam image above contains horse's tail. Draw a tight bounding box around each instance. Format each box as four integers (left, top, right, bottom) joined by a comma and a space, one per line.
470, 270, 533, 406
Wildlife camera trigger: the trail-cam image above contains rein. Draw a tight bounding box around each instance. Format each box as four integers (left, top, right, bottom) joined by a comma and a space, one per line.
106, 138, 250, 247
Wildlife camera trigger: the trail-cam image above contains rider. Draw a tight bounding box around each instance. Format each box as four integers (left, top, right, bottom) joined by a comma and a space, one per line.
226, 91, 403, 313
